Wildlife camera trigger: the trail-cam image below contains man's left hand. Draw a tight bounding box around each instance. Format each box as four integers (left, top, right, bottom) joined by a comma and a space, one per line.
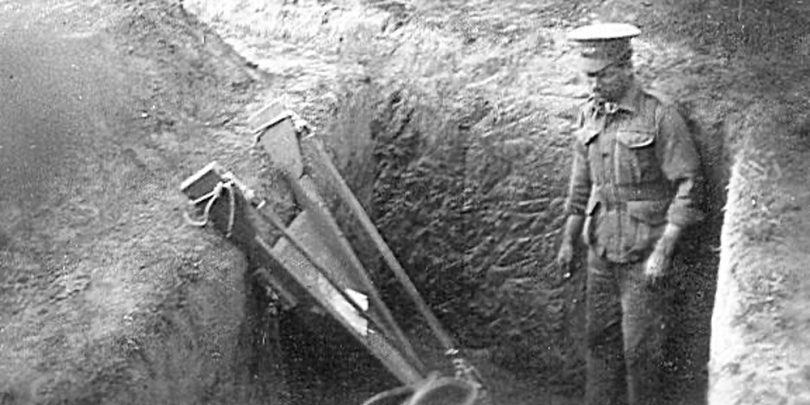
644, 223, 683, 285
645, 247, 672, 284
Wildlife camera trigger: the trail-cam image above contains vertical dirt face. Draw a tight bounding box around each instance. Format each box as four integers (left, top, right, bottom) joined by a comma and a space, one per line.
710, 106, 810, 404
0, 1, 286, 404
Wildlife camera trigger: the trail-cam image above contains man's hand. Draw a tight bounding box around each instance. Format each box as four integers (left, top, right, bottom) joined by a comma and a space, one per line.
556, 241, 575, 276
557, 215, 585, 278
644, 246, 671, 284
644, 223, 682, 284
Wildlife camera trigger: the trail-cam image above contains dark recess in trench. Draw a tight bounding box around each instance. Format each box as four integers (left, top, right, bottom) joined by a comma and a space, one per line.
658, 104, 728, 403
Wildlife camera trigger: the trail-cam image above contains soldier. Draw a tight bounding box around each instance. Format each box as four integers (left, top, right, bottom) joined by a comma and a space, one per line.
556, 23, 705, 405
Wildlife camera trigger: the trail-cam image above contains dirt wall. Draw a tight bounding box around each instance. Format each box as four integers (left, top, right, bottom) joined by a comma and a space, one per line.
710, 103, 810, 404
0, 1, 287, 404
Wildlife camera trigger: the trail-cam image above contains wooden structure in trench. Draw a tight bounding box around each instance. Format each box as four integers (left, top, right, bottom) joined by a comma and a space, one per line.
180, 104, 481, 405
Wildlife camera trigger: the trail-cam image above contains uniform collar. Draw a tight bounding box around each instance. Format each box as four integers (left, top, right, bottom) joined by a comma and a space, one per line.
588, 81, 642, 115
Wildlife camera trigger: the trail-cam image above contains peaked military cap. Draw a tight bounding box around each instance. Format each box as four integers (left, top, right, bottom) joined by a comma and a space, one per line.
568, 23, 641, 73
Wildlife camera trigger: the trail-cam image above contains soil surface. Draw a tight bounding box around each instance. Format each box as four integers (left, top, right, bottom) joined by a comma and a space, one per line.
0, 1, 285, 404
2, 0, 809, 404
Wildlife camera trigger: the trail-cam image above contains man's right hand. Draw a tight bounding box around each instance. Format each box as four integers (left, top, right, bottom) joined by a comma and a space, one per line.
556, 241, 575, 276
556, 215, 584, 278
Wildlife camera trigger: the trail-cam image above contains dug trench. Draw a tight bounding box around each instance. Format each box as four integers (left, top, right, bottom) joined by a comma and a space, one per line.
184, 1, 729, 403
1, 0, 809, 404
188, 0, 810, 403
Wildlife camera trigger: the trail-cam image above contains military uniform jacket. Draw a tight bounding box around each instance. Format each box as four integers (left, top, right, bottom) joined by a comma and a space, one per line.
564, 84, 704, 263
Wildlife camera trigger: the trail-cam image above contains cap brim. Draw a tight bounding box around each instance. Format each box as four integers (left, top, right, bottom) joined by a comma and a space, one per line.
568, 23, 642, 42
577, 57, 612, 74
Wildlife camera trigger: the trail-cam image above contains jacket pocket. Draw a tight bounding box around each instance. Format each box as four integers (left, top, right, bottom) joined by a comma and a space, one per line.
627, 200, 669, 256
616, 129, 655, 148
626, 200, 669, 226
615, 129, 657, 184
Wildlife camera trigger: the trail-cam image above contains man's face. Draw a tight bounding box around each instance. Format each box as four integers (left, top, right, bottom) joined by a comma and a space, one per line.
586, 63, 633, 102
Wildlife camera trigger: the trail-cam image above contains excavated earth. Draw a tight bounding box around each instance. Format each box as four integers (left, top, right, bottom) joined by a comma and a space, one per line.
0, 1, 285, 404
1, 0, 809, 404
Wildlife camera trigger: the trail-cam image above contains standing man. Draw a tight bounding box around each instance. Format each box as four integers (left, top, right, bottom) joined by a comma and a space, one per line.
556, 23, 705, 405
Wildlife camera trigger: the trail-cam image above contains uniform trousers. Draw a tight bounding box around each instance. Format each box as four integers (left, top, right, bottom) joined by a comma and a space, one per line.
584, 248, 672, 405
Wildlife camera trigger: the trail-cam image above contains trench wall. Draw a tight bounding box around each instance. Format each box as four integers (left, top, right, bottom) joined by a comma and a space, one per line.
0, 1, 289, 404
709, 103, 810, 404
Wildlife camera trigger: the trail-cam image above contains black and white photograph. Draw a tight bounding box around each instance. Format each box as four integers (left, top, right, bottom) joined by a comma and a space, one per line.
1, 0, 808, 404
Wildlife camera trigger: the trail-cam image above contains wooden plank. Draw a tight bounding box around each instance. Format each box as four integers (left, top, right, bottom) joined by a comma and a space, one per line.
179, 163, 425, 384
309, 140, 458, 351
254, 119, 425, 369
285, 174, 426, 372
180, 163, 307, 310
256, 234, 424, 385
179, 161, 226, 200
272, 210, 370, 334
252, 103, 304, 179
